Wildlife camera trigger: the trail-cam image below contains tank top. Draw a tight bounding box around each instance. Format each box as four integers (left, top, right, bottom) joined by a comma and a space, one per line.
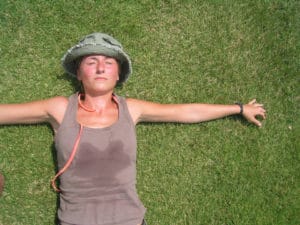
55, 93, 146, 225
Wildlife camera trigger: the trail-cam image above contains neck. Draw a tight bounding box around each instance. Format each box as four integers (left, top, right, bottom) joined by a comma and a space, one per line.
78, 92, 115, 112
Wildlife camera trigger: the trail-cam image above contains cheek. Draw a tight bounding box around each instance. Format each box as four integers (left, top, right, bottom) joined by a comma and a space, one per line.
106, 66, 120, 79
114, 65, 121, 79
113, 68, 120, 79
77, 68, 94, 80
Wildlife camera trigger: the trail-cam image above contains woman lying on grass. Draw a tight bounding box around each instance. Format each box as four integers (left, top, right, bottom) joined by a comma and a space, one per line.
0, 32, 266, 225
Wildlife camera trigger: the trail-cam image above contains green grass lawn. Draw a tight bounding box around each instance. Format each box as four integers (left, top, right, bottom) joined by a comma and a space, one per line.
0, 0, 299, 224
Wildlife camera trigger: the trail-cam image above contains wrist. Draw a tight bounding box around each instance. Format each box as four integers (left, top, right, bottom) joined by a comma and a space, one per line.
235, 102, 243, 115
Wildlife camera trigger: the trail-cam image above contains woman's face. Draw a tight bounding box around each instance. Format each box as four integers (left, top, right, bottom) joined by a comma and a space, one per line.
77, 55, 120, 94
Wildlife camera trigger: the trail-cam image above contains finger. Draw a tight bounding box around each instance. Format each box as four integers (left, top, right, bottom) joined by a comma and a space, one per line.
257, 113, 266, 120
257, 111, 266, 120
253, 119, 262, 127
246, 114, 262, 127
255, 103, 264, 107
248, 99, 256, 104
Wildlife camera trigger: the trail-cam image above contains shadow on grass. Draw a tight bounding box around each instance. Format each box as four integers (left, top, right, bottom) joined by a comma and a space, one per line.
231, 114, 263, 128
56, 72, 81, 93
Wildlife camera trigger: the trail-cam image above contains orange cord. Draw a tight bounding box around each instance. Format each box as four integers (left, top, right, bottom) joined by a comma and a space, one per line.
51, 124, 83, 192
51, 93, 119, 192
78, 94, 96, 112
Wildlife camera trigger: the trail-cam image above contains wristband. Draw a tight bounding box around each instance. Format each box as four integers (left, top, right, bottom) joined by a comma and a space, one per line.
235, 102, 243, 115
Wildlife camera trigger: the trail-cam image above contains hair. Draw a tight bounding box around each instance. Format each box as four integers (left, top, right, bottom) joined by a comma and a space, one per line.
74, 57, 84, 75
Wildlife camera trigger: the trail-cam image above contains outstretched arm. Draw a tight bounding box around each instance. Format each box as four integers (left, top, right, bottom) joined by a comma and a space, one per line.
126, 98, 266, 127
0, 96, 68, 131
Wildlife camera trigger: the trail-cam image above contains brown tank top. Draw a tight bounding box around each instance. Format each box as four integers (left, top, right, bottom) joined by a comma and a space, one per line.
55, 93, 146, 225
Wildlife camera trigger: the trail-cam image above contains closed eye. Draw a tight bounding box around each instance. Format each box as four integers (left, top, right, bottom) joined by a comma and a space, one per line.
104, 59, 116, 65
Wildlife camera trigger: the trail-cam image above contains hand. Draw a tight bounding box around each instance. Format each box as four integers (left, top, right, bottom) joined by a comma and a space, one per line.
242, 99, 266, 127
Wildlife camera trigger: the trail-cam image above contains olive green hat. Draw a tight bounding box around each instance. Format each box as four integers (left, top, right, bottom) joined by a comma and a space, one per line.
61, 32, 132, 83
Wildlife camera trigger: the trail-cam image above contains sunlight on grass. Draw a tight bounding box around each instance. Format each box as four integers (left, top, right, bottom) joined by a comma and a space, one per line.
0, 0, 298, 224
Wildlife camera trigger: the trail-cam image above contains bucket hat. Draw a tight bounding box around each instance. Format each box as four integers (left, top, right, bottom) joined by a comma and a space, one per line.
61, 33, 132, 83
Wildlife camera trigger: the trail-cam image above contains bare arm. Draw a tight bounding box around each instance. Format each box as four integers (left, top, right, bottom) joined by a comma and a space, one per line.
126, 98, 266, 127
0, 96, 68, 131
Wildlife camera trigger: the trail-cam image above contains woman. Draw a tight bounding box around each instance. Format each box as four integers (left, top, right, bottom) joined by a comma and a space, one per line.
0, 33, 266, 225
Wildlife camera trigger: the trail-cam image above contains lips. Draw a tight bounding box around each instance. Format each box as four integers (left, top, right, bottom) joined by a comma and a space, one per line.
94, 76, 108, 81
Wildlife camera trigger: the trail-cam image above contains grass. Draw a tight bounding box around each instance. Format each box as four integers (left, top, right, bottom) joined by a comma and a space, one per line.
0, 0, 299, 224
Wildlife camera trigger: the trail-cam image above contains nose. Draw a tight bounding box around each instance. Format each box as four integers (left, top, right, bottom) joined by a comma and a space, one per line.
96, 61, 105, 74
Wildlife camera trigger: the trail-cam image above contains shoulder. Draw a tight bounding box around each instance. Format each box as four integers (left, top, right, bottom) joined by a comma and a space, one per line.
44, 96, 69, 114
125, 98, 151, 113
125, 98, 146, 124
45, 96, 69, 129
125, 97, 143, 106
46, 96, 69, 107
125, 98, 167, 123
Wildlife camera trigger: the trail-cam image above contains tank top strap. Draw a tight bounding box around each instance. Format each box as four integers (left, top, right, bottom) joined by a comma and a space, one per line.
60, 93, 78, 128
114, 95, 135, 128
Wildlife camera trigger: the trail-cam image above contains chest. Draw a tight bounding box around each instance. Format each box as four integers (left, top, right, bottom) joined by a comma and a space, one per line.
77, 106, 119, 128
55, 120, 137, 170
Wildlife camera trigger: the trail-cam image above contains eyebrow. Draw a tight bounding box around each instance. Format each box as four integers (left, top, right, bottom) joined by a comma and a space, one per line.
85, 56, 98, 61
85, 55, 114, 60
